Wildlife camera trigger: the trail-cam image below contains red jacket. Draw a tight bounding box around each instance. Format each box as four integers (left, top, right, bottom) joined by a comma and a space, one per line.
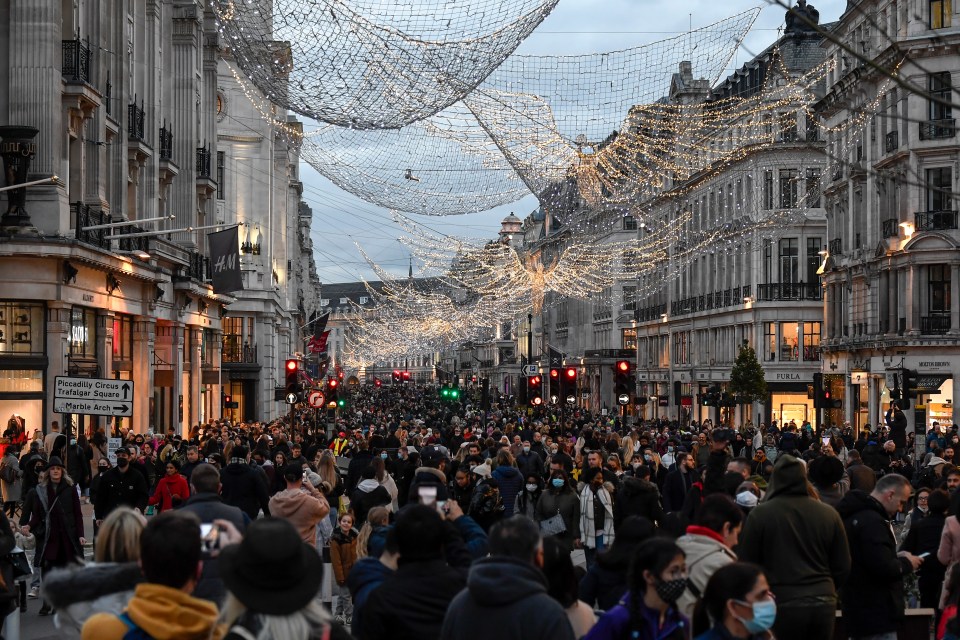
148, 473, 190, 512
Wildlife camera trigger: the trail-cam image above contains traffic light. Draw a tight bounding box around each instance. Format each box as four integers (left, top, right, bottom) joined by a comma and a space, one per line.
564, 366, 578, 383
440, 384, 461, 402
374, 378, 382, 388
222, 393, 237, 409
284, 359, 299, 394
812, 373, 824, 409
701, 384, 722, 406
900, 369, 919, 409
528, 374, 542, 406
327, 377, 340, 406
549, 368, 560, 403
614, 360, 632, 403
402, 371, 411, 383
392, 370, 401, 384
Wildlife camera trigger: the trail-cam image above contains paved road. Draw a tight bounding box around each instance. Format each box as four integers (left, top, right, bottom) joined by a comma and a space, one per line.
12, 499, 96, 640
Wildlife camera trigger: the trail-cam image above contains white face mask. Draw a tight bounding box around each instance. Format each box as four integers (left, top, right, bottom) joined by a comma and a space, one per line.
526, 483, 538, 492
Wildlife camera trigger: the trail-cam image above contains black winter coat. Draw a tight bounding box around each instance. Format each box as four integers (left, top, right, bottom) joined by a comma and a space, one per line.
614, 477, 664, 527
837, 490, 913, 637
94, 466, 149, 519
219, 462, 270, 520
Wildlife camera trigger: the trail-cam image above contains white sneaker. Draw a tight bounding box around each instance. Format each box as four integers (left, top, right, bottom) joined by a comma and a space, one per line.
27, 587, 38, 599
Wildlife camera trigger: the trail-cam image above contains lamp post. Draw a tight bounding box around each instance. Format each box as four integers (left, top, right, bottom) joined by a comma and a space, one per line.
0, 126, 41, 235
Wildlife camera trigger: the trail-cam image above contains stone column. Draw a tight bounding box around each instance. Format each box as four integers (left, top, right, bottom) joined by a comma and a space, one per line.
172, 322, 185, 434
949, 263, 960, 335
187, 326, 201, 435
96, 310, 115, 435
907, 263, 920, 336
45, 303, 72, 431
868, 375, 880, 431
132, 318, 155, 435
878, 269, 889, 334
8, 0, 66, 231
824, 283, 834, 338
888, 268, 899, 335
169, 2, 201, 246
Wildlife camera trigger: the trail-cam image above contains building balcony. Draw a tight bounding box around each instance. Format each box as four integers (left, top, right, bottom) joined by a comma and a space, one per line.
73, 202, 109, 249
884, 130, 899, 153
756, 282, 822, 301
128, 101, 145, 142
222, 339, 258, 364
62, 36, 92, 84
829, 238, 842, 256
196, 145, 212, 178
921, 315, 951, 335
919, 118, 956, 141
159, 125, 173, 161
881, 218, 899, 238
915, 210, 958, 232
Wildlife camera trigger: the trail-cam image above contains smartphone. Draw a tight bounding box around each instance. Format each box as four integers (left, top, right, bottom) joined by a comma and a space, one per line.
200, 523, 220, 552
918, 552, 930, 559
822, 436, 831, 446
418, 485, 437, 507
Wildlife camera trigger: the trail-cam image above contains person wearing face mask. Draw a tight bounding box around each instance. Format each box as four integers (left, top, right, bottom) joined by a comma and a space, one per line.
579, 468, 615, 564
94, 449, 149, 527
516, 475, 542, 520
584, 538, 689, 640
516, 440, 545, 482
534, 469, 581, 555
692, 562, 776, 640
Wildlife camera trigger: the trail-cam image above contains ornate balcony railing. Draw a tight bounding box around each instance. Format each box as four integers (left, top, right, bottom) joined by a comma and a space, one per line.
885, 130, 899, 153
881, 218, 899, 238
919, 119, 956, 140
73, 202, 109, 249
128, 100, 145, 142
159, 124, 173, 160
62, 35, 91, 83
196, 145, 212, 178
921, 315, 951, 335
222, 337, 258, 364
756, 282, 822, 301
915, 210, 958, 231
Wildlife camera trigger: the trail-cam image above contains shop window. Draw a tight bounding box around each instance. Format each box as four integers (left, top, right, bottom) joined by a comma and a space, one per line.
802, 322, 821, 360
780, 322, 799, 361
926, 167, 952, 211
763, 322, 776, 361
69, 306, 97, 358
112, 315, 134, 365
622, 328, 637, 351
0, 302, 45, 356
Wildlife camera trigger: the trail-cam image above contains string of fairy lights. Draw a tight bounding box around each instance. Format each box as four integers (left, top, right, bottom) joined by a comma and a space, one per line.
218, 3, 903, 366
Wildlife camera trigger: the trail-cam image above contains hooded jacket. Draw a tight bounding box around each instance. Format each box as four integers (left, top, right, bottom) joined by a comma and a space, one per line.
675, 527, 736, 619
491, 465, 523, 518
80, 583, 222, 640
738, 455, 851, 604
836, 489, 913, 636
347, 556, 395, 638
614, 476, 664, 527
440, 556, 574, 640
351, 479, 392, 525
268, 487, 330, 546
43, 562, 142, 637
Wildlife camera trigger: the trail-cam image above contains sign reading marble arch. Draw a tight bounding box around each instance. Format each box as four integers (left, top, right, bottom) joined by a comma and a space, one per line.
53, 376, 134, 417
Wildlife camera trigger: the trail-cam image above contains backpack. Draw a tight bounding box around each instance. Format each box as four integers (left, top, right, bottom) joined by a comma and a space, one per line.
118, 612, 155, 640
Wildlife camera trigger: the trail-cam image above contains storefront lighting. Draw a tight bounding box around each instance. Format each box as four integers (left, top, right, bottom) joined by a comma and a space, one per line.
899, 221, 914, 236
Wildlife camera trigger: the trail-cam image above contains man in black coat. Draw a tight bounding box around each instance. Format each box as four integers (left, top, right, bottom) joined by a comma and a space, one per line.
94, 448, 149, 524
358, 505, 471, 640
615, 465, 664, 527
440, 516, 574, 640
347, 441, 374, 493
836, 474, 923, 638
178, 463, 247, 603
219, 445, 270, 521
662, 451, 695, 512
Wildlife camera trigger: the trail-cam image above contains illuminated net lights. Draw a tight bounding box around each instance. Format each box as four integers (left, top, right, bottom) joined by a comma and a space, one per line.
213, 0, 559, 129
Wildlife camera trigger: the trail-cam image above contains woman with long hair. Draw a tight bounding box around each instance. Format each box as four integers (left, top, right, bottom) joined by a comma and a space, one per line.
542, 536, 596, 638
24, 457, 85, 616
691, 562, 775, 639
584, 538, 689, 640
370, 456, 398, 512
579, 516, 656, 611
218, 518, 352, 640
356, 506, 390, 559
44, 508, 146, 637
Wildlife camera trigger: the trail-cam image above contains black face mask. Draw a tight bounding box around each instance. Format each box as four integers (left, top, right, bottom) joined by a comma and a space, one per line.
116, 458, 129, 469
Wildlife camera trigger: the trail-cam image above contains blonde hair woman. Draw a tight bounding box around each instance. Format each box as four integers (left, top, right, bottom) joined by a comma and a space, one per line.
43, 507, 146, 636
356, 506, 390, 559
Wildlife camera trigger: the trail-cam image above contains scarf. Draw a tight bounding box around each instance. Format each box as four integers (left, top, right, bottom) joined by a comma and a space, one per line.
579, 484, 615, 548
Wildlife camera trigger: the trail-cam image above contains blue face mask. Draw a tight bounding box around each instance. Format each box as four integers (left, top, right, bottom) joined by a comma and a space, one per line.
551, 478, 565, 489
380, 452, 388, 459
735, 599, 776, 634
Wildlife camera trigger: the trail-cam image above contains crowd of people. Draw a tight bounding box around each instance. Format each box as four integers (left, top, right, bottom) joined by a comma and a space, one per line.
0, 384, 959, 639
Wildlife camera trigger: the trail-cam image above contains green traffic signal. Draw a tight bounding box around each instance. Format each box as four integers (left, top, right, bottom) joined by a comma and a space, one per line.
450, 388, 460, 399
337, 398, 345, 407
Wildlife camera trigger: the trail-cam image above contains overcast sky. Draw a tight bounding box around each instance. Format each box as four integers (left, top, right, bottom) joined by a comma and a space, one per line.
304, 0, 847, 284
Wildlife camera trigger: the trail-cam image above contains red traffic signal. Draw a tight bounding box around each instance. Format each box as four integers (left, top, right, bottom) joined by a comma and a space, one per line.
402, 371, 411, 381
549, 368, 560, 379
529, 375, 542, 386
564, 366, 577, 380
328, 378, 339, 389
374, 378, 382, 387
616, 360, 631, 373
285, 359, 298, 372
392, 370, 401, 383
284, 359, 299, 393
531, 396, 543, 406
